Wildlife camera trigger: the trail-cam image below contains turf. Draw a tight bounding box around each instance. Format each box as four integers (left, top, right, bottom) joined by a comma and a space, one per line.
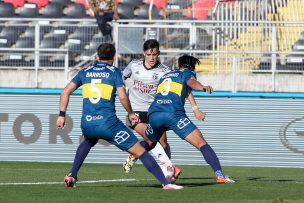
0, 161, 303, 203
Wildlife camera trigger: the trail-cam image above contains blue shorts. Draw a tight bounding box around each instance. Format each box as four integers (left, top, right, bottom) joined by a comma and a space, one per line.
146, 112, 197, 142
81, 117, 138, 151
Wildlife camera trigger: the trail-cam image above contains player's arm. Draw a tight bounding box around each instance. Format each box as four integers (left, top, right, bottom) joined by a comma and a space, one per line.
187, 93, 206, 121
187, 77, 213, 94
57, 82, 78, 129
117, 86, 139, 124
122, 62, 132, 81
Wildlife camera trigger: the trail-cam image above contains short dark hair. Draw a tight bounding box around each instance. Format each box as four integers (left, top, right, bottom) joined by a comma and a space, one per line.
178, 55, 200, 71
97, 43, 116, 60
143, 39, 159, 51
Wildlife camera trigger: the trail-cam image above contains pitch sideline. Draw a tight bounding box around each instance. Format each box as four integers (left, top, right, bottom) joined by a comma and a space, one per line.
0, 178, 141, 186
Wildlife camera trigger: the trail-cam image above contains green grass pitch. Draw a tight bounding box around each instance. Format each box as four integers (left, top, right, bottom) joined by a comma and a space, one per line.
0, 161, 303, 203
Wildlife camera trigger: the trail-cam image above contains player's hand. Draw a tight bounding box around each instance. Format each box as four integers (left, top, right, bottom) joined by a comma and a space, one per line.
203, 85, 213, 94
129, 113, 140, 125
194, 110, 206, 121
113, 13, 120, 20
56, 116, 65, 129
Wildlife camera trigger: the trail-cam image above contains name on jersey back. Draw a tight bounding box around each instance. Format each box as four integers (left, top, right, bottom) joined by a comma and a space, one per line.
86, 72, 110, 78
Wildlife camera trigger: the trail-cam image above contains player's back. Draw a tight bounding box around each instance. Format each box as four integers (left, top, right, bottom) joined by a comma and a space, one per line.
71, 62, 124, 126
148, 69, 195, 115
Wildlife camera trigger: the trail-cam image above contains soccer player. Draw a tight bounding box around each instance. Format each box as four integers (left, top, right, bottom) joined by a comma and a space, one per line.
140, 54, 235, 184
56, 43, 183, 190
122, 39, 185, 181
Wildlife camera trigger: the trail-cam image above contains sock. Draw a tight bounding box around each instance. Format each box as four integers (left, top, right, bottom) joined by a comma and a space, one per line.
164, 144, 172, 159
139, 151, 169, 186
70, 139, 96, 179
139, 140, 151, 151
200, 144, 225, 177
150, 142, 172, 165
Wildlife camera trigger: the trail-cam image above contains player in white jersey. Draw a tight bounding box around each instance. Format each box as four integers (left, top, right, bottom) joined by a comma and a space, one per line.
122, 39, 202, 181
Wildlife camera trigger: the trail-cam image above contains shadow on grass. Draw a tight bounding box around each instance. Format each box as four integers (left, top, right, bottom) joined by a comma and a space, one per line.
247, 177, 299, 182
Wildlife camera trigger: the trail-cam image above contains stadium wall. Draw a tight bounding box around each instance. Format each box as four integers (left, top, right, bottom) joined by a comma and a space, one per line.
0, 89, 304, 168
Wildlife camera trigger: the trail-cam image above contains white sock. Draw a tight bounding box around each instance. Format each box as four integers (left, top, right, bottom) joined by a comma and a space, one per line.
150, 142, 172, 165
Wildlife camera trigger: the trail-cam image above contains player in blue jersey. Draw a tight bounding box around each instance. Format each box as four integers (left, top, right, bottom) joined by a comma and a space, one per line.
56, 43, 183, 190
139, 54, 235, 184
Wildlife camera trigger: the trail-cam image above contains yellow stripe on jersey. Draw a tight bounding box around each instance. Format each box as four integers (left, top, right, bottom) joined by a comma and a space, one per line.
156, 81, 182, 96
82, 83, 114, 100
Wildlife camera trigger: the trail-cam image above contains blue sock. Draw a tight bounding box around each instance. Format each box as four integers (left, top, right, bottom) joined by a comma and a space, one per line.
140, 140, 151, 151
70, 139, 97, 179
200, 144, 224, 177
139, 151, 169, 186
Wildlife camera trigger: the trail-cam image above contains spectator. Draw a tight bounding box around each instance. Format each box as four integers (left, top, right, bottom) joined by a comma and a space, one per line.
88, 0, 120, 41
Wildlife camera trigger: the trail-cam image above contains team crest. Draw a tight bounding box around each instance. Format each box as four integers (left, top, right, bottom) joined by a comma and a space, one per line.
152, 73, 159, 81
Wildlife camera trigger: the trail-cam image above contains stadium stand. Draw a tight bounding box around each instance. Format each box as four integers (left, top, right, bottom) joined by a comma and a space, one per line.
74, 0, 89, 10
40, 37, 61, 48
64, 3, 87, 18
120, 0, 143, 8
69, 27, 95, 43
19, 4, 40, 18
0, 0, 302, 76
0, 36, 13, 48
41, 2, 63, 18
135, 4, 160, 19
15, 37, 35, 48
27, 0, 48, 9
0, 26, 25, 42
50, 0, 72, 7
146, 0, 166, 11
4, 0, 24, 8
0, 2, 15, 17
117, 3, 135, 19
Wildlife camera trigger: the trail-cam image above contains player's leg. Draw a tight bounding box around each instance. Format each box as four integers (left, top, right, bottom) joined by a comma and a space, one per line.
158, 132, 171, 158
184, 129, 235, 183
122, 122, 146, 173
113, 122, 183, 190
123, 112, 177, 174
128, 142, 183, 190
64, 137, 98, 187
154, 132, 181, 182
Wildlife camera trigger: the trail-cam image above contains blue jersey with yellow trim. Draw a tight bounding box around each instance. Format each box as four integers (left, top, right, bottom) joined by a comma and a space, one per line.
71, 62, 124, 126
148, 68, 196, 114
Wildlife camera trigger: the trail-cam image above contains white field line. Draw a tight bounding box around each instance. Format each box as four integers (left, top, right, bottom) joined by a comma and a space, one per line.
0, 178, 140, 186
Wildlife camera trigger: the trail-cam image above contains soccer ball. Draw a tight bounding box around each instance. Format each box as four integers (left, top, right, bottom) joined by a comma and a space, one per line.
159, 162, 174, 180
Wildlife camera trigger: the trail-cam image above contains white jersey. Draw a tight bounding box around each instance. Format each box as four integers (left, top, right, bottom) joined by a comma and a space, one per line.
123, 59, 171, 111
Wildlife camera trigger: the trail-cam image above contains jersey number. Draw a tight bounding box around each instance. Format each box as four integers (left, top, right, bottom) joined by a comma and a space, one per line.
160, 78, 172, 96
89, 79, 102, 104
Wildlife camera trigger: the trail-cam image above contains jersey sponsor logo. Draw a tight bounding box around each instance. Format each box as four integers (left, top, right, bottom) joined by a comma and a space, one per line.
86, 115, 103, 122
177, 118, 190, 129
114, 131, 130, 144
93, 67, 105, 71
156, 99, 172, 104
85, 72, 110, 78
133, 80, 154, 94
